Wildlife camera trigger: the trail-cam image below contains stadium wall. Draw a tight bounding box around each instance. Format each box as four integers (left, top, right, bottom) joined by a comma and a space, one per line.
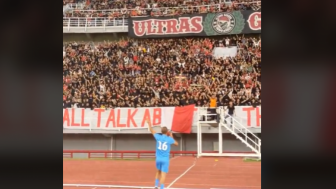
63, 134, 254, 158
63, 33, 128, 42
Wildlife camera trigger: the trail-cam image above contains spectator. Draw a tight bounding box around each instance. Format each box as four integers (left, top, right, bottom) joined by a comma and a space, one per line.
224, 101, 235, 127
208, 93, 217, 120
63, 35, 261, 109
63, 0, 261, 18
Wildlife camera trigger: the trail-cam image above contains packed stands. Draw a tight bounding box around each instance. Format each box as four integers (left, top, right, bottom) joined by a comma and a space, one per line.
63, 35, 261, 109
63, 0, 261, 18
63, 0, 261, 109
63, 1, 261, 33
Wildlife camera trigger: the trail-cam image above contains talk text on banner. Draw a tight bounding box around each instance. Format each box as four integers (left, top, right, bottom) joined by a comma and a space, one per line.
63, 108, 162, 130
63, 106, 261, 130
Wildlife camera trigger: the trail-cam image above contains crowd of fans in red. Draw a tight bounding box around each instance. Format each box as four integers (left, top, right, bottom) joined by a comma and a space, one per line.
63, 0, 261, 109
63, 0, 261, 18
63, 35, 261, 109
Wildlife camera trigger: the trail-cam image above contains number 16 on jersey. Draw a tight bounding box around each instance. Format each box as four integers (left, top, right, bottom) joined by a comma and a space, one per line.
158, 141, 168, 151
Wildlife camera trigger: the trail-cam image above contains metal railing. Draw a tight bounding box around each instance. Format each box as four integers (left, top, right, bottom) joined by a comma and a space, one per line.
197, 107, 261, 158
63, 17, 128, 32
63, 17, 128, 27
221, 113, 261, 156
197, 107, 219, 123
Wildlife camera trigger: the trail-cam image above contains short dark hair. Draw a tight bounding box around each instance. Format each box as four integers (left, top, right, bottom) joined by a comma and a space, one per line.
161, 126, 168, 134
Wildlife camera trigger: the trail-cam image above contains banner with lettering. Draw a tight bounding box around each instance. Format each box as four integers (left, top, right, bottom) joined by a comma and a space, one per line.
128, 11, 261, 38
234, 106, 261, 127
63, 106, 261, 130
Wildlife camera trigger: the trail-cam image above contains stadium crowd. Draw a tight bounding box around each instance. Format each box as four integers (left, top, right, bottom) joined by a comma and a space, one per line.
63, 0, 261, 18
63, 34, 261, 109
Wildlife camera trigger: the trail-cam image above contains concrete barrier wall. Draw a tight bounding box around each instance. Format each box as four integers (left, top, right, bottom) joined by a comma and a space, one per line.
63, 133, 252, 155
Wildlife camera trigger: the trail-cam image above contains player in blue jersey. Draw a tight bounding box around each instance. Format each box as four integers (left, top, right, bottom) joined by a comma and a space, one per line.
146, 119, 178, 189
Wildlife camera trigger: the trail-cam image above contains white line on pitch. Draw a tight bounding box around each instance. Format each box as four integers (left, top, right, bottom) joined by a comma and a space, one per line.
166, 158, 197, 188
64, 184, 204, 189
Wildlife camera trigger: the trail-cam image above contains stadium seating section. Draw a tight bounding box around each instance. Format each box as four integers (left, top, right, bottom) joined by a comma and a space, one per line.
63, 0, 261, 17
63, 0, 261, 109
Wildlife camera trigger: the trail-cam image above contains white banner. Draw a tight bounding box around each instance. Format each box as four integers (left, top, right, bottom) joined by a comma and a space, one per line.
212, 46, 238, 58
232, 106, 261, 127
63, 106, 261, 130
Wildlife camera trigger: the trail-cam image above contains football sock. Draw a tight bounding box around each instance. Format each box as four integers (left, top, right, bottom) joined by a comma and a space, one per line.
160, 183, 164, 189
155, 179, 159, 187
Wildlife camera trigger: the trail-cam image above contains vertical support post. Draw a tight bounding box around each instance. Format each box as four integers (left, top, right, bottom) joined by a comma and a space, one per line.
67, 18, 70, 31
219, 113, 223, 154
85, 18, 87, 32
104, 18, 106, 31
199, 123, 202, 155
198, 108, 202, 157
196, 117, 198, 156
110, 135, 113, 159
197, 108, 201, 157
199, 108, 203, 156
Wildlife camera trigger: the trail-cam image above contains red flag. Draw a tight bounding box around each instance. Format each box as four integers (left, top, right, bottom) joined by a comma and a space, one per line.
171, 104, 195, 133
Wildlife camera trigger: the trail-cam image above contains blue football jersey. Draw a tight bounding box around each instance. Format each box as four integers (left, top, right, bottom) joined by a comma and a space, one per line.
154, 133, 175, 159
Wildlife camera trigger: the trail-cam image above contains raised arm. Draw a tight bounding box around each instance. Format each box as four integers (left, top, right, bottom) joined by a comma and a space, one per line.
169, 132, 178, 146
146, 119, 156, 135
